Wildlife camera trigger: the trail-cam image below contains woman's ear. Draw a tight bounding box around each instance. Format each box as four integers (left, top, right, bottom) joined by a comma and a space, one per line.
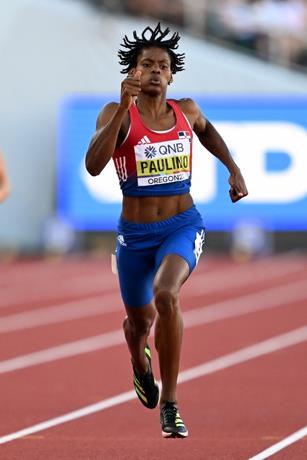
168, 75, 173, 85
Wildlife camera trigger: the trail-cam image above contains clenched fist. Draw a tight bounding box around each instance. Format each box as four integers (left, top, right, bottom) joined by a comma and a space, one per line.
120, 70, 142, 110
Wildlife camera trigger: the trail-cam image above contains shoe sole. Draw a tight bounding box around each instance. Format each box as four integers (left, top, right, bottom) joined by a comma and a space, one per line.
162, 430, 189, 439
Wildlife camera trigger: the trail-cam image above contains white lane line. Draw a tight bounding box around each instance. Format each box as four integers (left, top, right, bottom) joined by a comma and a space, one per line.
0, 293, 121, 334
249, 426, 307, 459
0, 329, 124, 374
0, 262, 111, 288
0, 279, 306, 374
183, 278, 307, 328
0, 255, 227, 288
0, 257, 229, 309
178, 325, 307, 383
0, 325, 307, 445
2, 255, 304, 310
185, 258, 306, 297
1, 259, 306, 333
0, 274, 118, 309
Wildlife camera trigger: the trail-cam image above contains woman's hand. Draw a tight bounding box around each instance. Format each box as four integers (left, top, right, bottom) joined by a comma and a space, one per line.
120, 70, 142, 110
228, 169, 248, 203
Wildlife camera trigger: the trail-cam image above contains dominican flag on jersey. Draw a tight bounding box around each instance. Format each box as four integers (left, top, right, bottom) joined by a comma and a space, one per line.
178, 131, 191, 139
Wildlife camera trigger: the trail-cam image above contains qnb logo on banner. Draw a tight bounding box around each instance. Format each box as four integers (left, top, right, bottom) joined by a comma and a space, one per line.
81, 121, 307, 204
57, 96, 307, 230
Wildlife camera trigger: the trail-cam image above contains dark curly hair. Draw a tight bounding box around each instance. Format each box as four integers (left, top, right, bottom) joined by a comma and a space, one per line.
118, 22, 185, 74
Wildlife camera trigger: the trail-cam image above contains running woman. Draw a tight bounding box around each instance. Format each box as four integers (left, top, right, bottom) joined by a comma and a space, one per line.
85, 23, 248, 438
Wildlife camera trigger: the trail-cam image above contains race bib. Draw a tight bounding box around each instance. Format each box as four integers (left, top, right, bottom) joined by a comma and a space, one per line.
134, 138, 191, 186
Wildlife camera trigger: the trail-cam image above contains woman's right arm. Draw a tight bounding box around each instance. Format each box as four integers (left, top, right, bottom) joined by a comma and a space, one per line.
85, 70, 142, 176
85, 102, 128, 176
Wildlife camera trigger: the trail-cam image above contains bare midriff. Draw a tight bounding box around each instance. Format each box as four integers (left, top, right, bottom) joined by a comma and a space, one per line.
122, 193, 194, 223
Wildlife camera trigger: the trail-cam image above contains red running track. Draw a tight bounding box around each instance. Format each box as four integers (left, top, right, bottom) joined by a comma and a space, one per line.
0, 254, 306, 459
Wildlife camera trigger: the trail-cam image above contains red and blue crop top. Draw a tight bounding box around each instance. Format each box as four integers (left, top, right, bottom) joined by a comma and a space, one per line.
112, 99, 193, 197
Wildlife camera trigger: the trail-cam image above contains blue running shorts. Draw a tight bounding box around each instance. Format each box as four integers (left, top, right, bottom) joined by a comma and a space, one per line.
115, 205, 205, 307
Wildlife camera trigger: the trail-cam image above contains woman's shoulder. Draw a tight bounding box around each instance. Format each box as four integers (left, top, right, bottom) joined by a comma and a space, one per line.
170, 98, 201, 128
171, 98, 199, 115
96, 102, 120, 129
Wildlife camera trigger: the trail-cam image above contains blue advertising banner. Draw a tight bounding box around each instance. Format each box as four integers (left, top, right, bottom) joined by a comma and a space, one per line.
57, 96, 307, 231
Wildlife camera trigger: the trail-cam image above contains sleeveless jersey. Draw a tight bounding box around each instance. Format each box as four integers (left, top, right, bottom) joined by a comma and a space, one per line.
112, 99, 193, 197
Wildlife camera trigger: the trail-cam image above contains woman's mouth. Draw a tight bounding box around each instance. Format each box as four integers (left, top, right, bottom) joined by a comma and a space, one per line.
149, 78, 161, 85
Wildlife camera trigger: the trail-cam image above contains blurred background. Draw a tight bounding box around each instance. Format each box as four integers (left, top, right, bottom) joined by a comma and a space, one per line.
1, 0, 307, 261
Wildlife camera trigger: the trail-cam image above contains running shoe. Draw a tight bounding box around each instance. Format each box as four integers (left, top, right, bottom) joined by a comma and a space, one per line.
133, 344, 159, 409
160, 401, 188, 438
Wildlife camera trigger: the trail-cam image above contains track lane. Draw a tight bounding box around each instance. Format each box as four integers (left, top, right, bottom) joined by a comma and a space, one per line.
1, 255, 305, 315
0, 256, 306, 459
0, 332, 307, 459
0, 261, 306, 360
0, 292, 306, 439
249, 426, 307, 460
1, 272, 306, 362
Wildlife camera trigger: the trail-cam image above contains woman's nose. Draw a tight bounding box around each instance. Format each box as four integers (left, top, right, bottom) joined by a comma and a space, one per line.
151, 65, 160, 73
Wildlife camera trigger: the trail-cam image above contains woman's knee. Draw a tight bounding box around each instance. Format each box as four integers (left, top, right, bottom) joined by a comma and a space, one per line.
123, 310, 155, 336
154, 287, 179, 316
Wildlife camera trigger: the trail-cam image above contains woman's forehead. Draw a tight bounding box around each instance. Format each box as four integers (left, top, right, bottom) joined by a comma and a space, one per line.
138, 47, 171, 62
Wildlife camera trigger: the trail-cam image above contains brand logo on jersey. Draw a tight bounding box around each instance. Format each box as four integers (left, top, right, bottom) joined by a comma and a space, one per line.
158, 142, 185, 155
138, 135, 151, 145
114, 156, 128, 183
144, 145, 157, 159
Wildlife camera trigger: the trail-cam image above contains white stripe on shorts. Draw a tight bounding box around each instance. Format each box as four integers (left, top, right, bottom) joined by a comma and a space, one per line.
194, 229, 205, 264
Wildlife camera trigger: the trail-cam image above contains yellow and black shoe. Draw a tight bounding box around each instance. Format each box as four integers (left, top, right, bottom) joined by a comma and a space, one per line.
133, 344, 159, 409
160, 401, 188, 438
